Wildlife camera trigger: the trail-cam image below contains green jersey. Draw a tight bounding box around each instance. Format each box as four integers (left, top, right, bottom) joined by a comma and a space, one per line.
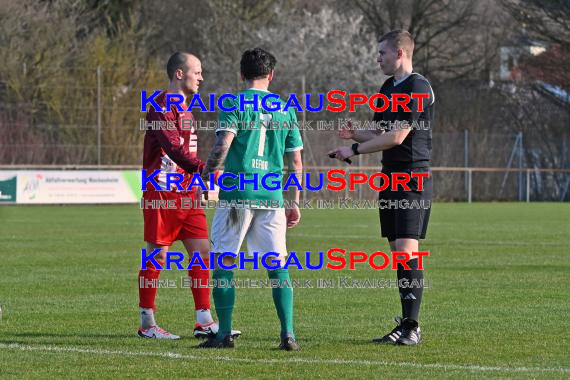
216, 88, 303, 203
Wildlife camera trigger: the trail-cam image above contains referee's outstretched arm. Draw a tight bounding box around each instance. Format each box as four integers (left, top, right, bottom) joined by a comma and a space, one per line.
328, 127, 410, 161
353, 128, 410, 154
337, 120, 384, 143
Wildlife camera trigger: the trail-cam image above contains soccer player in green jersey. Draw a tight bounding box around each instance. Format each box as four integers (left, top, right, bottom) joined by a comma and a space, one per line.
198, 48, 303, 350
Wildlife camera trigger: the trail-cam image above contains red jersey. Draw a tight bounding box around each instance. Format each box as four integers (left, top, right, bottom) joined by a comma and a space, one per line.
143, 91, 204, 191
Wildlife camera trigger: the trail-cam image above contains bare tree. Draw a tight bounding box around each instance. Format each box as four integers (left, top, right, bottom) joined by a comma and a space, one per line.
502, 0, 570, 48
342, 0, 503, 82
502, 0, 570, 91
0, 0, 163, 165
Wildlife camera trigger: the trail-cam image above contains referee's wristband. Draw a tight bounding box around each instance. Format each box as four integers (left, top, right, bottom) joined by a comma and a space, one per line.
351, 143, 360, 156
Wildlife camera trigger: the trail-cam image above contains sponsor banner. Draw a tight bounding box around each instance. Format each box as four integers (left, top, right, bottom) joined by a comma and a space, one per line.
0, 171, 141, 204
0, 171, 18, 203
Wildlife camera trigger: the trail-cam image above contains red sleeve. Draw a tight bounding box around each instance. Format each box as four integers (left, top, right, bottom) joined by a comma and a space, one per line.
147, 109, 205, 174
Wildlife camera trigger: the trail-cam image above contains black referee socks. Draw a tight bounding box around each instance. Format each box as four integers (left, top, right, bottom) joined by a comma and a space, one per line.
397, 258, 424, 322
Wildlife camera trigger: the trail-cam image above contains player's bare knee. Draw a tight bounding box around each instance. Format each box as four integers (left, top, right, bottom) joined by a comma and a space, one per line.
265, 254, 286, 269
223, 255, 236, 267
394, 238, 419, 254
198, 250, 211, 259
182, 239, 210, 260
147, 244, 168, 264
156, 252, 167, 263
213, 253, 235, 270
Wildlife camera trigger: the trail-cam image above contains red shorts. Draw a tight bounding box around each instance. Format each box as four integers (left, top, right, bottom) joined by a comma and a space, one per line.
143, 190, 208, 246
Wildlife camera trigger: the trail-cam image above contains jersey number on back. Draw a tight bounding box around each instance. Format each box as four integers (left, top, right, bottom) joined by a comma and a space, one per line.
258, 114, 271, 156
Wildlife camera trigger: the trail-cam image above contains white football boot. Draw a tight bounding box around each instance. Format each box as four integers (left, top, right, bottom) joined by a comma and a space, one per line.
137, 325, 181, 340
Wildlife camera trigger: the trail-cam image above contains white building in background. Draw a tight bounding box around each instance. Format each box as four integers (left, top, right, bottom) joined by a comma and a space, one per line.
499, 37, 546, 80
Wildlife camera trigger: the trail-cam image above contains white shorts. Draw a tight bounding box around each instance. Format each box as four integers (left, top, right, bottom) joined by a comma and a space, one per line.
211, 208, 288, 257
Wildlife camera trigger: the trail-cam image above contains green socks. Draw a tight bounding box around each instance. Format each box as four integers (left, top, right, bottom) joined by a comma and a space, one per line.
268, 268, 295, 339
212, 268, 294, 339
213, 269, 235, 336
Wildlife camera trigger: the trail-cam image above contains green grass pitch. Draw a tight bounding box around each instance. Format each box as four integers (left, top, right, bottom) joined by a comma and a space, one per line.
0, 203, 569, 379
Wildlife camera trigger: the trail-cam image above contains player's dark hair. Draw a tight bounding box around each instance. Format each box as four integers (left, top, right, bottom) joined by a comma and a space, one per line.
379, 30, 415, 58
166, 52, 189, 81
240, 48, 276, 80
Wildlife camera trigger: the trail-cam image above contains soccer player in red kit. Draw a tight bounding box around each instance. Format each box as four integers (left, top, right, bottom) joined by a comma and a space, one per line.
138, 52, 239, 340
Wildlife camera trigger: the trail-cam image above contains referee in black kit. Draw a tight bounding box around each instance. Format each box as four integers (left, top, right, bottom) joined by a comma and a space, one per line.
329, 30, 434, 346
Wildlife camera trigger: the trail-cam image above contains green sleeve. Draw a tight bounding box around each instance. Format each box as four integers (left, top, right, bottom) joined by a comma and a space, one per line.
285, 110, 303, 152
216, 97, 239, 135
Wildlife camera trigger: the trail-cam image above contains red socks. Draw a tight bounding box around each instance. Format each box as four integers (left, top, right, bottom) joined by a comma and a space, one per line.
138, 258, 211, 311
188, 258, 211, 310
138, 262, 161, 310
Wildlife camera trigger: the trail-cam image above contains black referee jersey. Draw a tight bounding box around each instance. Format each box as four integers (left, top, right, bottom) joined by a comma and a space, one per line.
373, 73, 435, 241
373, 73, 435, 168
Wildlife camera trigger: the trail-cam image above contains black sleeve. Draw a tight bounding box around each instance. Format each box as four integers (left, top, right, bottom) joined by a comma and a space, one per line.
409, 78, 434, 122
372, 82, 389, 122
373, 107, 383, 122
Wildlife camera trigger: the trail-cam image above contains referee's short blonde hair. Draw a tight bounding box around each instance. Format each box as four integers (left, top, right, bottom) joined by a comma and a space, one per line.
379, 30, 415, 58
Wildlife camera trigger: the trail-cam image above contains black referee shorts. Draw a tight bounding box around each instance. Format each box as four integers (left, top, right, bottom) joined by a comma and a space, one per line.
378, 165, 432, 242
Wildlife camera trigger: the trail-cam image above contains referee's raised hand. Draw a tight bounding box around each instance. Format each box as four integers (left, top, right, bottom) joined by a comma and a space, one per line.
328, 146, 354, 162
337, 121, 354, 140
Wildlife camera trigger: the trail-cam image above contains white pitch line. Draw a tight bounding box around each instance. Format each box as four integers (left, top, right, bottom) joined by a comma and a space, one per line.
1, 343, 568, 374
288, 234, 565, 247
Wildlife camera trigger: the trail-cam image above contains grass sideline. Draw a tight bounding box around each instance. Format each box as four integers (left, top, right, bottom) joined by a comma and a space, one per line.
0, 203, 569, 379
